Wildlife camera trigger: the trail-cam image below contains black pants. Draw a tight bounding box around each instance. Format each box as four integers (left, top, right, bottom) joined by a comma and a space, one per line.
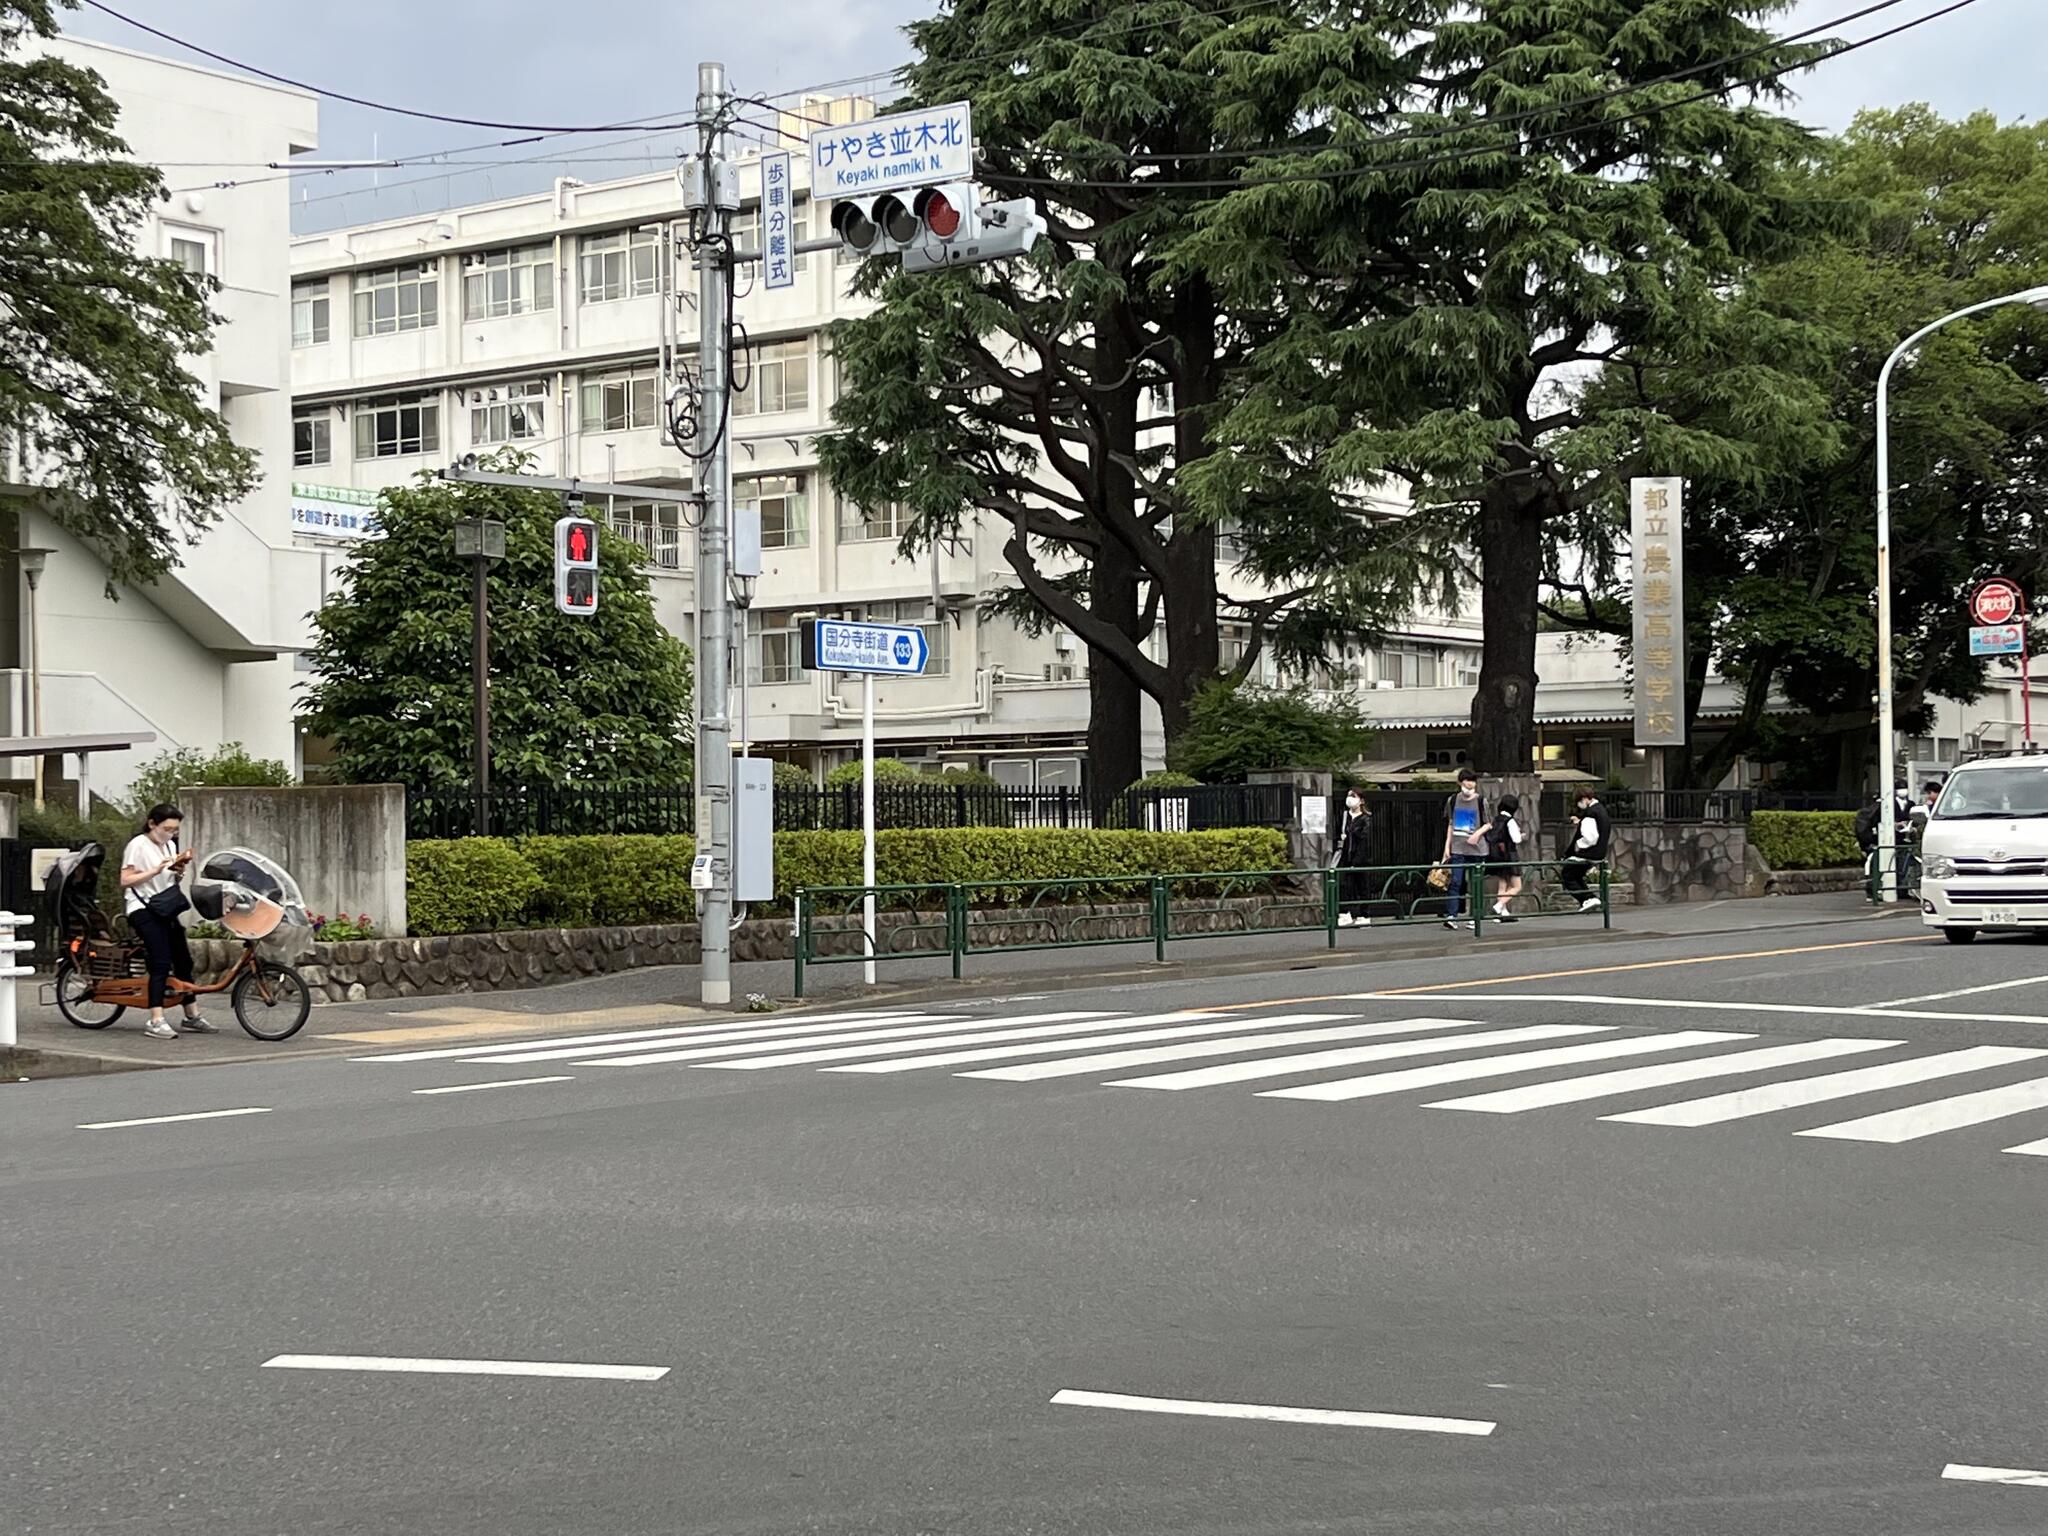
1338, 867, 1370, 916
128, 907, 195, 1011
1560, 858, 1597, 899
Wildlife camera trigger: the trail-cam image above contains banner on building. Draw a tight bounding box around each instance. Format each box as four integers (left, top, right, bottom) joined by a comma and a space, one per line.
1630, 477, 1686, 747
291, 483, 383, 542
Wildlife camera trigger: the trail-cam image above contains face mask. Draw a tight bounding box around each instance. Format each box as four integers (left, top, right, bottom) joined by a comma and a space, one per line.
1346, 799, 1361, 811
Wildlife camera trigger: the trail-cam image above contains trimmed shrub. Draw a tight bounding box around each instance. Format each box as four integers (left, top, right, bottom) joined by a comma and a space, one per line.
1751, 810, 1862, 870
409, 839, 545, 935
405, 827, 1292, 932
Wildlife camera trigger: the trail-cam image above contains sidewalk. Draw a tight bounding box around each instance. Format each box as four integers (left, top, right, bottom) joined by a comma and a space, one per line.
2, 891, 1910, 1079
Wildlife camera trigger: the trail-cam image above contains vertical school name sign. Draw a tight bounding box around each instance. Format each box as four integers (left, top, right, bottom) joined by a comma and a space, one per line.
1631, 477, 1686, 747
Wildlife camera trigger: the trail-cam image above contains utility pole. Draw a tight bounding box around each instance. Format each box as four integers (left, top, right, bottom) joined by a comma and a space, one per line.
685, 61, 736, 1006
451, 516, 505, 835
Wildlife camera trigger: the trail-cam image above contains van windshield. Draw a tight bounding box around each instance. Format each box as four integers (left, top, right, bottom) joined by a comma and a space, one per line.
1935, 765, 2048, 818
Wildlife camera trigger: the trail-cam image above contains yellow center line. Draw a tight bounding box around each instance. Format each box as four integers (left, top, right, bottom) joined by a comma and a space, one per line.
1190, 933, 1936, 1013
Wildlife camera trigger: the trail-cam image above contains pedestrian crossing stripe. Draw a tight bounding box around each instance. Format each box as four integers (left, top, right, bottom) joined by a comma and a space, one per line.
356, 1004, 2048, 1159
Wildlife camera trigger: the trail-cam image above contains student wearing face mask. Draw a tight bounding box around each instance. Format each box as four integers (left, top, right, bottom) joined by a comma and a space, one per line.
1333, 789, 1373, 927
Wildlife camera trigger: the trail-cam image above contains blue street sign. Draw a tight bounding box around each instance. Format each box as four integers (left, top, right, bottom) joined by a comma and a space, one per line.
804, 618, 929, 675
808, 102, 974, 200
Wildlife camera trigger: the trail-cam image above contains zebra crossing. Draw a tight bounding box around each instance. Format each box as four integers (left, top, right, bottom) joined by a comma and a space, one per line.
356, 1003, 2048, 1158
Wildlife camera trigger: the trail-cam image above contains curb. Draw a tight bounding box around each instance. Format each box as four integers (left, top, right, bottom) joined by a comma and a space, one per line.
0, 1045, 150, 1082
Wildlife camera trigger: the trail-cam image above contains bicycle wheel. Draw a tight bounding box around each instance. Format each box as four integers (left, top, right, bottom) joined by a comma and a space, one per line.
54, 958, 125, 1030
232, 960, 311, 1042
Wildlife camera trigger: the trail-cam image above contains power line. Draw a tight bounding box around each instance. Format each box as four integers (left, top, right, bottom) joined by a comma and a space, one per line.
81, 0, 705, 134
981, 0, 1982, 194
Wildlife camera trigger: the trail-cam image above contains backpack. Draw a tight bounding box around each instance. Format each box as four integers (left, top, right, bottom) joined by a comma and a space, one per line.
1854, 800, 1880, 850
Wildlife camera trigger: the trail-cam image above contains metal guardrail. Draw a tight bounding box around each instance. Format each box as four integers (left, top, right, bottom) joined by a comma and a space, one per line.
791, 859, 1613, 996
1864, 845, 1922, 905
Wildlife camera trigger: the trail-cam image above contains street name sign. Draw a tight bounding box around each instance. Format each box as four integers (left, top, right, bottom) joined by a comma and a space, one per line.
808, 103, 973, 200
801, 618, 929, 676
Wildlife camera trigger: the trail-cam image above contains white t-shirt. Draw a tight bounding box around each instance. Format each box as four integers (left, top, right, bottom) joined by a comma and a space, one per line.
122, 833, 180, 916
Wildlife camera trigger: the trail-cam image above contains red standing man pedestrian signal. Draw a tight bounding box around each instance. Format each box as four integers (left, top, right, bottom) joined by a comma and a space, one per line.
554, 514, 601, 616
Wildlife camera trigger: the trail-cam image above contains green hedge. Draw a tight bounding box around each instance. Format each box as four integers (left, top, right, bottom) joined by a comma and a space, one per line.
1751, 810, 1863, 870
406, 827, 1291, 934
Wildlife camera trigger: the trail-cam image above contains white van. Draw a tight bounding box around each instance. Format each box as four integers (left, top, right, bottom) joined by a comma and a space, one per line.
1918, 752, 2048, 943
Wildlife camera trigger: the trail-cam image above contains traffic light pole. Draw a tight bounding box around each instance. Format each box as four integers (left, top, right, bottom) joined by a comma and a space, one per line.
692, 60, 736, 1007
471, 552, 490, 836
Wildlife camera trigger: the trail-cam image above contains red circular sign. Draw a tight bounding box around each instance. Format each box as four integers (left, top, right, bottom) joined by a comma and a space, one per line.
1971, 578, 2024, 627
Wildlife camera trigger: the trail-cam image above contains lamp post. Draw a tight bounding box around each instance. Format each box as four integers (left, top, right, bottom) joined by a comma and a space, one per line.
452, 516, 506, 837
1874, 283, 2048, 902
18, 547, 51, 811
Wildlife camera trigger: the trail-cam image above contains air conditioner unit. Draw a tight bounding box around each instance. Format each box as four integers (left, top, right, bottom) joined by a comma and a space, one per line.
1053, 629, 1076, 655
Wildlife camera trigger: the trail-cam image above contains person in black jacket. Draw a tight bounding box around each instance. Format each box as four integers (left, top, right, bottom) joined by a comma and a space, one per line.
1560, 786, 1613, 913
1334, 790, 1373, 927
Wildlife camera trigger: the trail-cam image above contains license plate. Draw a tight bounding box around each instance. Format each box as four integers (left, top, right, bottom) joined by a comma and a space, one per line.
1984, 908, 2021, 927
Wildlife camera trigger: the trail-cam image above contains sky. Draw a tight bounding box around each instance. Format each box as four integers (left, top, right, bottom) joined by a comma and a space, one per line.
56, 0, 2047, 234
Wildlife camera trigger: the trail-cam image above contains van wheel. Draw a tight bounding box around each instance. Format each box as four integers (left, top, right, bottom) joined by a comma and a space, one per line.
1942, 927, 1977, 945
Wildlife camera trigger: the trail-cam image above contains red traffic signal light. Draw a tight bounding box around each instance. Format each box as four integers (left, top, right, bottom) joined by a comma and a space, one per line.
554, 514, 600, 616
918, 187, 961, 239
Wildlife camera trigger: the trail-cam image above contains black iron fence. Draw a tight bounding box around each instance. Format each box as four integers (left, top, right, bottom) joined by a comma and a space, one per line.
1536, 789, 1865, 825
406, 780, 1298, 840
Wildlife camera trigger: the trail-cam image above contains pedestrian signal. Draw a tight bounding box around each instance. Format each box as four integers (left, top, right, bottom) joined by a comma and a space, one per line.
554, 514, 600, 616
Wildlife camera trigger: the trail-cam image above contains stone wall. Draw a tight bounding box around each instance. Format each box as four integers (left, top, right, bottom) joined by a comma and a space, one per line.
179, 784, 407, 936
1612, 822, 1764, 904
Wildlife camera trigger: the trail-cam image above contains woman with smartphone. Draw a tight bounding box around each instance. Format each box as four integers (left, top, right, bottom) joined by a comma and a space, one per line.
119, 803, 213, 1039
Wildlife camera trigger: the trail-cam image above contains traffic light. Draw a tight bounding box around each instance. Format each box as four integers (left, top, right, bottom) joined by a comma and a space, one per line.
900, 195, 1045, 274
831, 181, 977, 259
554, 512, 599, 616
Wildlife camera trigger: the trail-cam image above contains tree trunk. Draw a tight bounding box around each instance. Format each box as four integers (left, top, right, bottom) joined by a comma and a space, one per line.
1472, 481, 1541, 775
1161, 529, 1219, 745
1160, 281, 1223, 748
1087, 534, 1146, 800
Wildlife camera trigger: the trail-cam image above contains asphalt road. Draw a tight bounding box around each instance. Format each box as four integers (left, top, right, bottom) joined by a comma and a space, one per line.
8, 916, 2048, 1534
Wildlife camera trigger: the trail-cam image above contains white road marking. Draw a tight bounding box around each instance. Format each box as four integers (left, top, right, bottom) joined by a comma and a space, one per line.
1941, 1463, 2048, 1488
355, 1009, 930, 1063
475, 1013, 973, 1064
1603, 1045, 2047, 1127
1872, 975, 2048, 1009
1264, 1031, 1751, 1103
1798, 1076, 2048, 1144
675, 1011, 1217, 1071
1104, 1024, 1615, 1092
412, 1076, 575, 1096
826, 1014, 1369, 1075
1051, 1388, 1494, 1436
1347, 991, 2048, 1027
2002, 1135, 2048, 1157
261, 1354, 667, 1382
584, 1012, 1095, 1068
1428, 1038, 1903, 1114
78, 1107, 272, 1131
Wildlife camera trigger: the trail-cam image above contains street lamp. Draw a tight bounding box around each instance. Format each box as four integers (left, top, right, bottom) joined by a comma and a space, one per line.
18, 547, 52, 810
1874, 283, 2048, 901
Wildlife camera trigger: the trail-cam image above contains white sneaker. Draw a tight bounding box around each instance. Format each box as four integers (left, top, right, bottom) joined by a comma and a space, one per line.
1336, 913, 1356, 927
1579, 897, 1602, 913
142, 1018, 177, 1040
